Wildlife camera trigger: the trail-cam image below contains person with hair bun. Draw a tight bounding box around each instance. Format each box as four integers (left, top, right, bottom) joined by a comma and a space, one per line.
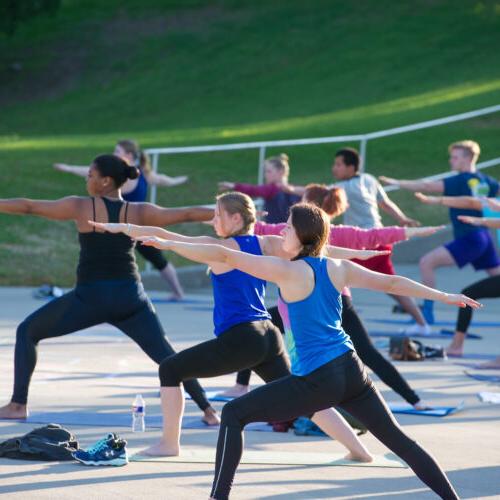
54, 139, 188, 300
135, 203, 478, 500
218, 153, 300, 223
0, 154, 218, 424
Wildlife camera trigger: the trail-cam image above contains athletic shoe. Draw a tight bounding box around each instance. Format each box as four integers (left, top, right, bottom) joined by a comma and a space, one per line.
403, 323, 432, 336
73, 433, 128, 466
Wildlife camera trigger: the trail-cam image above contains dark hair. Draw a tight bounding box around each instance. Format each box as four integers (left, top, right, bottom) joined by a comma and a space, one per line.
117, 139, 151, 173
93, 154, 139, 188
303, 184, 348, 219
335, 147, 360, 172
290, 203, 330, 260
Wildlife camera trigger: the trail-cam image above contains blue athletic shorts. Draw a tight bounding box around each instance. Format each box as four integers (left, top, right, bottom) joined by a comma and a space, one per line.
445, 229, 500, 270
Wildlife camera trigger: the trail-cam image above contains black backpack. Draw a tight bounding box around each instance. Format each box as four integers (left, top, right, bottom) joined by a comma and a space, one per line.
0, 423, 79, 461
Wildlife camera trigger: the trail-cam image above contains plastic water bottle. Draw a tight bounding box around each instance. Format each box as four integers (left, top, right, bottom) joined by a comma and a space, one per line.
132, 394, 146, 432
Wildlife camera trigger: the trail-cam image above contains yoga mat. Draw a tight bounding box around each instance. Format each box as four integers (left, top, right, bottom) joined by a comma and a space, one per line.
186, 390, 233, 402
464, 371, 500, 383
387, 401, 465, 417
367, 318, 499, 329
368, 330, 481, 340
129, 448, 406, 468
478, 391, 500, 404
150, 298, 211, 305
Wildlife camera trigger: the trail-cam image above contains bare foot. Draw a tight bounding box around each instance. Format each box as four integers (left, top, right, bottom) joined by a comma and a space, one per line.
0, 402, 27, 419
445, 347, 463, 358
137, 440, 179, 457
413, 401, 432, 411
344, 451, 373, 463
217, 384, 249, 398
202, 407, 220, 426
475, 359, 500, 370
167, 294, 184, 302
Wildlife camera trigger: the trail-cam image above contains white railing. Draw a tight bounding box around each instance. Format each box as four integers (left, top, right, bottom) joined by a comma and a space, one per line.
145, 103, 500, 204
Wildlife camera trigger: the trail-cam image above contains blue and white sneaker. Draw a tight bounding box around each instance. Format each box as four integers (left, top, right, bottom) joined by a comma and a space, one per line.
73, 433, 128, 466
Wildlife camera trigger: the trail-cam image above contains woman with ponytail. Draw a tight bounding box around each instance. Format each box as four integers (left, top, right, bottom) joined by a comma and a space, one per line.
218, 153, 301, 223
54, 139, 188, 300
0, 154, 218, 424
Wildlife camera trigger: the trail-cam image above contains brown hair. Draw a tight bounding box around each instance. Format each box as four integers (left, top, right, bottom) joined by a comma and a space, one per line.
266, 153, 290, 179
216, 192, 256, 236
448, 140, 481, 163
117, 139, 151, 173
304, 184, 348, 219
290, 203, 330, 260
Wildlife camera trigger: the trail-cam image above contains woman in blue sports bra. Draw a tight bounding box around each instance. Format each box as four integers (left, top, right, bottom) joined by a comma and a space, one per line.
54, 139, 188, 300
93, 193, 394, 461
133, 202, 480, 500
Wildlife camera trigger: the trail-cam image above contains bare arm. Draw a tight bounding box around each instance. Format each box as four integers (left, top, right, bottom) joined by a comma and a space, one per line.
53, 164, 89, 178
88, 221, 218, 244
378, 197, 420, 226
138, 203, 214, 226
279, 184, 306, 196
379, 176, 444, 193
0, 197, 82, 220
458, 215, 500, 229
145, 171, 188, 187
326, 246, 391, 260
415, 193, 482, 210
342, 259, 481, 308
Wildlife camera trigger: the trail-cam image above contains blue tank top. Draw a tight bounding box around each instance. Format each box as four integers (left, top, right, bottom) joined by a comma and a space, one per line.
123, 170, 148, 202
278, 256, 354, 376
211, 235, 271, 336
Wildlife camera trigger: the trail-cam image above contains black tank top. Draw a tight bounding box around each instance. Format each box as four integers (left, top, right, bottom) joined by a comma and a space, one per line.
77, 197, 140, 284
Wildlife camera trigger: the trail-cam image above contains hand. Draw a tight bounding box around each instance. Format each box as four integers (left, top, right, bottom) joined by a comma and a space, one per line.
134, 236, 171, 249
256, 210, 269, 218
277, 183, 297, 195
218, 181, 235, 192
457, 215, 483, 226
87, 221, 127, 233
53, 163, 68, 172
355, 249, 391, 260
406, 225, 446, 238
379, 176, 399, 186
400, 216, 420, 227
487, 198, 500, 212
171, 175, 188, 186
415, 192, 441, 205
440, 293, 482, 309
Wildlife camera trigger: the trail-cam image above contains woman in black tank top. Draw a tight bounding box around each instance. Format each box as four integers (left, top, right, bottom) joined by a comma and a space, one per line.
0, 154, 218, 424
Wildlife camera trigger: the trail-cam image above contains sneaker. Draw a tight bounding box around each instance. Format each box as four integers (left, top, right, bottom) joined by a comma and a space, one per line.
73, 433, 128, 466
403, 323, 432, 336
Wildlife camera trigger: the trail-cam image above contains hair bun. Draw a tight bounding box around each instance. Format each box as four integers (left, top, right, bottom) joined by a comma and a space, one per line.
279, 153, 289, 162
127, 166, 140, 180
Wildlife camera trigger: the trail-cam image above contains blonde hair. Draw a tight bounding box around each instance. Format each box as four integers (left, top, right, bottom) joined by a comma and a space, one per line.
448, 140, 481, 163
265, 153, 290, 179
216, 192, 256, 236
117, 139, 151, 173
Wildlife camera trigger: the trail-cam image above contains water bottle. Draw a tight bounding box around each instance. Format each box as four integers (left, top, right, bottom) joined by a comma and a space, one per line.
132, 394, 146, 432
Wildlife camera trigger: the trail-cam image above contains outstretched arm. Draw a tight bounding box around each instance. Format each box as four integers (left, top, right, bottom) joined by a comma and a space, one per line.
379, 176, 444, 193
145, 171, 188, 187
378, 197, 420, 227
458, 215, 500, 229
326, 246, 391, 260
53, 164, 89, 178
342, 259, 482, 308
137, 238, 297, 287
0, 197, 82, 220
88, 221, 218, 244
415, 193, 482, 210
138, 203, 214, 226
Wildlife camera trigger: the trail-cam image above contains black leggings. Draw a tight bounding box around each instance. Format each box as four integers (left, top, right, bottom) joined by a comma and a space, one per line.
159, 320, 290, 389
211, 351, 458, 500
136, 243, 168, 271
237, 298, 420, 405
456, 275, 500, 332
12, 279, 209, 411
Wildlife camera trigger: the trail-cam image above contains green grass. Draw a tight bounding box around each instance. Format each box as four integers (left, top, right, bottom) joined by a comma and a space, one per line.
1, 0, 500, 285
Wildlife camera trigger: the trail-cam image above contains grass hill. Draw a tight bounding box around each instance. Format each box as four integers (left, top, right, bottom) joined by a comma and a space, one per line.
1, 0, 500, 285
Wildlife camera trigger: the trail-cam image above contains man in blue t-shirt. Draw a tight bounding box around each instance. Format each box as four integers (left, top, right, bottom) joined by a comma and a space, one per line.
379, 140, 500, 324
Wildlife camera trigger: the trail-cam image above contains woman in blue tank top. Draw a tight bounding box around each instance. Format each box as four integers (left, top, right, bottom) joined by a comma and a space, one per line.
54, 139, 188, 300
93, 193, 393, 460
132, 203, 481, 499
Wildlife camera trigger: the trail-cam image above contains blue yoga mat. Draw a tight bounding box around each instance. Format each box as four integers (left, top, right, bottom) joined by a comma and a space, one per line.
368, 330, 481, 340
464, 371, 500, 383
150, 298, 212, 305
367, 318, 500, 328
387, 402, 464, 417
